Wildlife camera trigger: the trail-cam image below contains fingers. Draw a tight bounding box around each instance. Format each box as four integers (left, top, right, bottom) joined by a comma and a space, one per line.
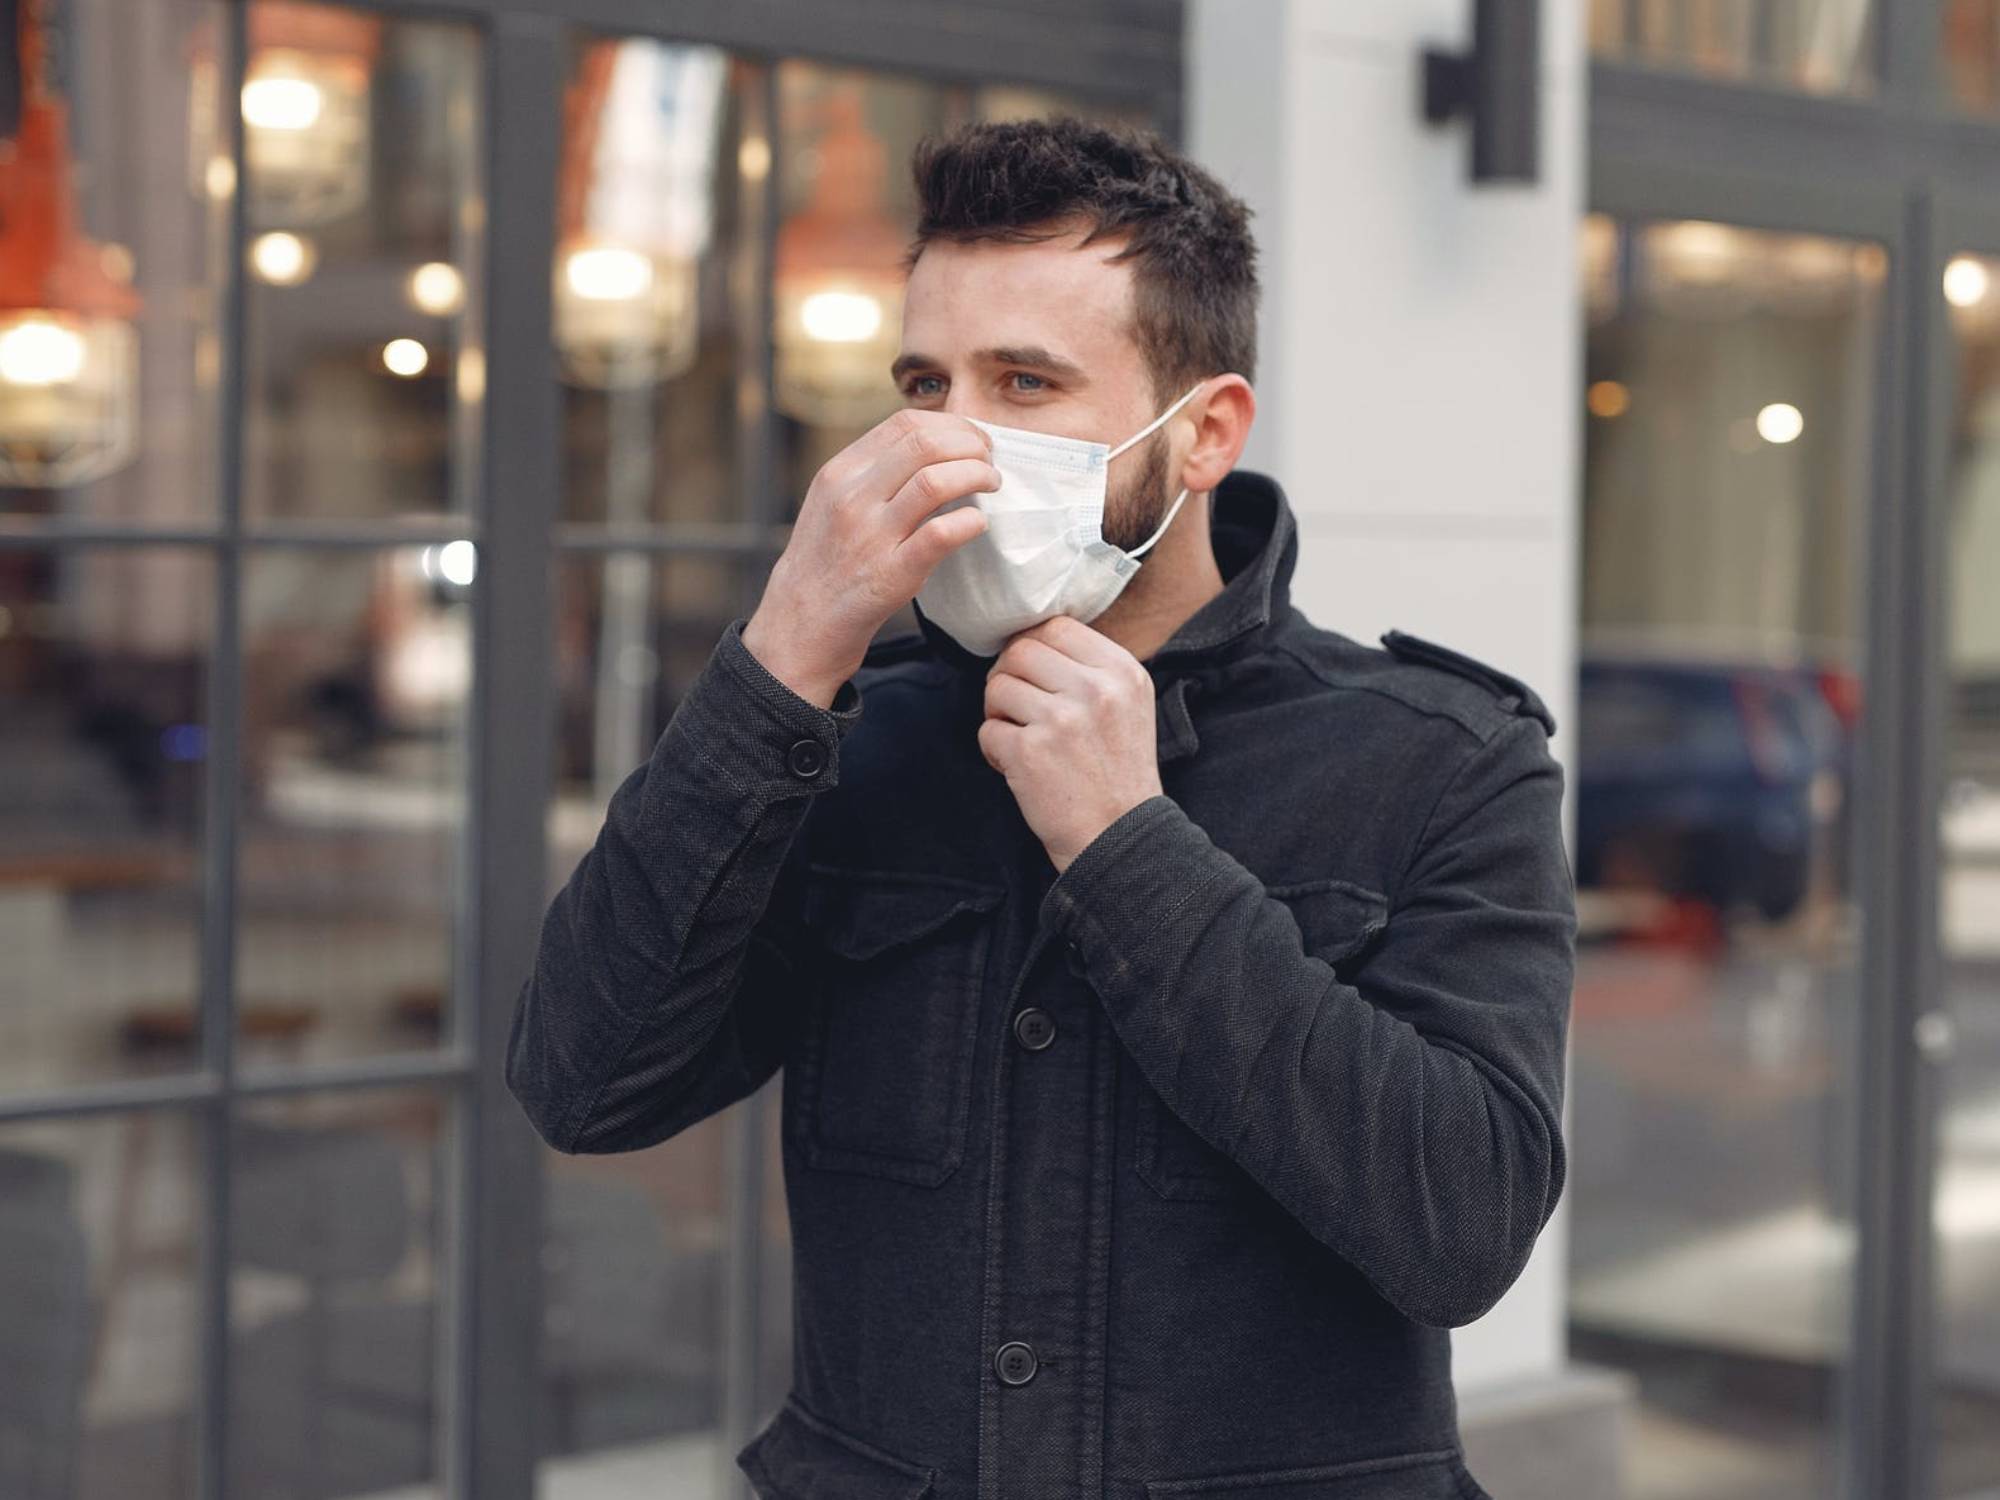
986, 633, 1095, 699
983, 668, 1056, 727
850, 407, 993, 504
882, 455, 1003, 538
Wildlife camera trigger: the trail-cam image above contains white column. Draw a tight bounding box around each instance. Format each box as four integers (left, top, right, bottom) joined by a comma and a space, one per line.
1189, 0, 1587, 1394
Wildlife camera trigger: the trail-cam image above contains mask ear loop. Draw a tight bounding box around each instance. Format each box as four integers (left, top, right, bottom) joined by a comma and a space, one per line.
1105, 379, 1209, 463
1106, 379, 1209, 560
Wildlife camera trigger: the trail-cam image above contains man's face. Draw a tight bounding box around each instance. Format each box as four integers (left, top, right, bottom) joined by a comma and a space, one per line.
893, 224, 1176, 554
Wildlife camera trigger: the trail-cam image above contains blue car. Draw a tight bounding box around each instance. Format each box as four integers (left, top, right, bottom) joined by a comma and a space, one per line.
1576, 652, 1854, 923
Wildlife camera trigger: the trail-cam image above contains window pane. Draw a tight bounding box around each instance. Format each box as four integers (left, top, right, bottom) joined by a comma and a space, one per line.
772, 63, 957, 522
0, 1109, 203, 1500
1945, 0, 2000, 112
238, 545, 469, 1073
228, 1087, 449, 1500
0, 546, 211, 1099
539, 551, 757, 1496
0, 0, 224, 524
1570, 214, 1879, 1500
1938, 248, 2000, 1498
547, 550, 757, 898
240, 4, 483, 522
1588, 0, 1875, 95
555, 39, 761, 530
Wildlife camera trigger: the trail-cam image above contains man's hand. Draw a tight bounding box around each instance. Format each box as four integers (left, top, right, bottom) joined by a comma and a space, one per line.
743, 408, 999, 708
978, 616, 1164, 873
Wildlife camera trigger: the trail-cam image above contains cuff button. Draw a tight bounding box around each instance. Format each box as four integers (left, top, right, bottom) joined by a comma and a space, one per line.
786, 738, 827, 779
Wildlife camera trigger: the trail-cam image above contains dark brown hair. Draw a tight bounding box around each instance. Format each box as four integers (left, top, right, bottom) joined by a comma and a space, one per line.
904, 115, 1259, 402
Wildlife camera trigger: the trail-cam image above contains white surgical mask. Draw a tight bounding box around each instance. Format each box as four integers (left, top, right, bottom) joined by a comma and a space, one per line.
914, 380, 1208, 657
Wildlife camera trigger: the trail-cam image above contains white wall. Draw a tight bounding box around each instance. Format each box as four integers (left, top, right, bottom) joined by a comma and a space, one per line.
1188, 0, 1587, 1393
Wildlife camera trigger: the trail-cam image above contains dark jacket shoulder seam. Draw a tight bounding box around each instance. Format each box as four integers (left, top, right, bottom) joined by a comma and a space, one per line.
1268, 638, 1495, 743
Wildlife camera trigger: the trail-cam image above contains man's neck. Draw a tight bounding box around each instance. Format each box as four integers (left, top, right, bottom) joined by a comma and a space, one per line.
1087, 491, 1226, 664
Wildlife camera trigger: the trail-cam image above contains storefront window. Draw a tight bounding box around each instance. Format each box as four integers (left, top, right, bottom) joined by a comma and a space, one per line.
239, 4, 484, 521
1570, 212, 1880, 1500
1588, 0, 1875, 96
1937, 247, 2000, 1497
1945, 0, 2000, 113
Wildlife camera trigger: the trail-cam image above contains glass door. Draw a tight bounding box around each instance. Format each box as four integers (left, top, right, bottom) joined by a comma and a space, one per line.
1933, 218, 2000, 1499
1567, 211, 1883, 1500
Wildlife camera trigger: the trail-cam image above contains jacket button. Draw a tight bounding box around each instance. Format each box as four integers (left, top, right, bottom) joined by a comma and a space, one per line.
994, 1341, 1038, 1386
1012, 1007, 1056, 1051
786, 738, 826, 779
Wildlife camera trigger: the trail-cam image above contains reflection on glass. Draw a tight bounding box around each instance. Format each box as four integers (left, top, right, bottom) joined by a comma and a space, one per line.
0, 1110, 202, 1500
1938, 250, 2000, 1498
0, 548, 210, 1098
556, 40, 755, 529
238, 546, 469, 1072
241, 5, 483, 521
1569, 214, 1877, 1500
536, 1130, 735, 1495
548, 552, 751, 892
0, 0, 222, 519
1588, 0, 1874, 95
1945, 0, 2000, 112
539, 551, 751, 1495
228, 1088, 447, 1500
774, 64, 953, 517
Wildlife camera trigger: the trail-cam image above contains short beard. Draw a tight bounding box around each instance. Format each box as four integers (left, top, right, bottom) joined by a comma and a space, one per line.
1100, 427, 1174, 554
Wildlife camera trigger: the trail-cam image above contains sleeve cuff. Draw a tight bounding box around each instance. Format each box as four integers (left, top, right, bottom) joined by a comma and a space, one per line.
1039, 795, 1236, 964
671, 616, 864, 795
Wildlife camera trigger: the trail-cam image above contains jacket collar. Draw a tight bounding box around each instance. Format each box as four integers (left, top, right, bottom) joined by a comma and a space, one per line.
908, 468, 1299, 767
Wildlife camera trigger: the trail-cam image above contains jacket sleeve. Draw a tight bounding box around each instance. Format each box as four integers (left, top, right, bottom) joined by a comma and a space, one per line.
505, 616, 862, 1155
1038, 713, 1577, 1329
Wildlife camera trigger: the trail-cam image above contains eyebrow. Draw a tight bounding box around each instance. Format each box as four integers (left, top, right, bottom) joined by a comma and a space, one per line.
890, 345, 1090, 384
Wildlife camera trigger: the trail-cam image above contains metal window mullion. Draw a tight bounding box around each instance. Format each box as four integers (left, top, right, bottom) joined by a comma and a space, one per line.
460, 15, 564, 1500
195, 3, 251, 1499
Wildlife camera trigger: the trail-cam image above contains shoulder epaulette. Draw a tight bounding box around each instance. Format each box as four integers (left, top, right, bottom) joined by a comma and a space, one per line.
1379, 628, 1557, 735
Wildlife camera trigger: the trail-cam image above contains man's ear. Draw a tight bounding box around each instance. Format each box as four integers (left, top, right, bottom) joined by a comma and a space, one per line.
1180, 375, 1256, 493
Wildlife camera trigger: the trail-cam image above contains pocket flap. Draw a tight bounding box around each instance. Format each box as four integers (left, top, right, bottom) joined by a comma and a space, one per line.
803, 867, 1006, 960
1267, 877, 1390, 965
735, 1395, 936, 1499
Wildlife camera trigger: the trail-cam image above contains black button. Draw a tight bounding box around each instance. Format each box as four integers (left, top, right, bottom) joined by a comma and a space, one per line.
994, 1341, 1038, 1386
786, 738, 826, 779
1012, 1007, 1056, 1051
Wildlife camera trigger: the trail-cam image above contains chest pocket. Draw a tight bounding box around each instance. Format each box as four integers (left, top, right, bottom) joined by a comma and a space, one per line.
1135, 878, 1390, 1202
792, 866, 1006, 1189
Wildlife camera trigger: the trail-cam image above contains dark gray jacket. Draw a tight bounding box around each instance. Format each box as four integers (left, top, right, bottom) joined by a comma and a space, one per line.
505, 468, 1577, 1500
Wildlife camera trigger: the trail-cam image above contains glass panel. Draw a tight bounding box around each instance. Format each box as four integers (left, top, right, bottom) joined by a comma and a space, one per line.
546, 550, 752, 898
237, 3, 484, 522
0, 546, 211, 1099
239, 545, 470, 1072
1569, 214, 1879, 1500
0, 0, 224, 524
0, 1109, 202, 1500
538, 550, 755, 1496
555, 38, 761, 530
1938, 248, 2000, 1499
1945, 0, 2000, 112
1587, 0, 1875, 95
228, 1087, 449, 1500
772, 63, 956, 521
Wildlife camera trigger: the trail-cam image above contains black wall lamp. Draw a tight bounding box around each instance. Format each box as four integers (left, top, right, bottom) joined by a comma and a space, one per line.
1421, 0, 1540, 184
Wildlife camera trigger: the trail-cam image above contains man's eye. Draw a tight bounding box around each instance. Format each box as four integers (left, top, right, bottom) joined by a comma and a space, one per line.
903, 374, 945, 398
1008, 372, 1047, 393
